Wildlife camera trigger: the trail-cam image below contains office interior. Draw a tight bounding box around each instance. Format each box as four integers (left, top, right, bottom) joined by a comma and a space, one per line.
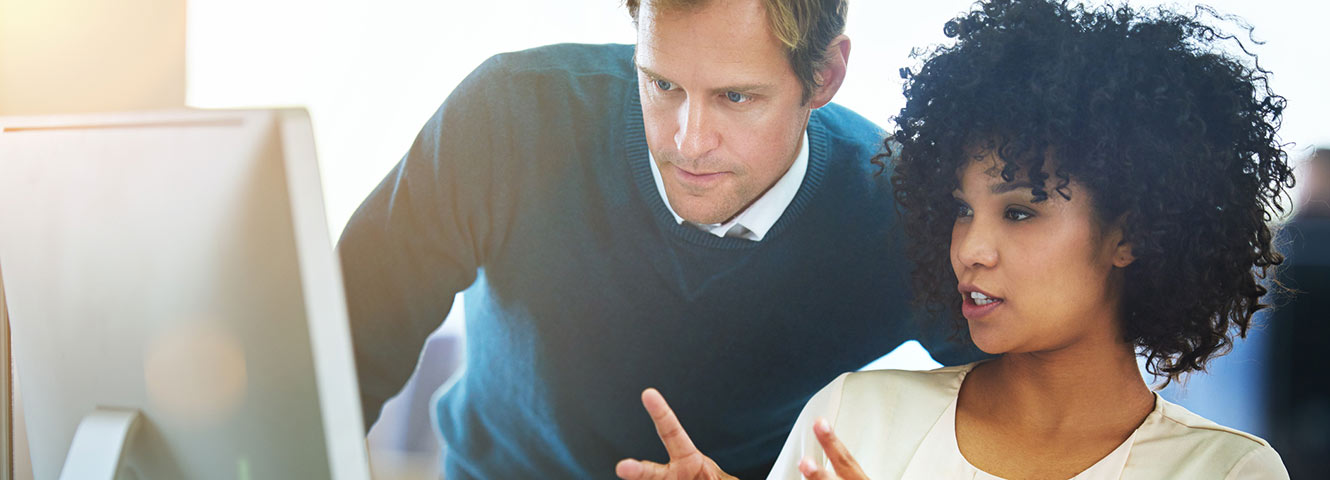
1, 0, 1326, 478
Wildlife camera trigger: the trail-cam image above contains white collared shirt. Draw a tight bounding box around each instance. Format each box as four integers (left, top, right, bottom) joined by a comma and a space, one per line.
648, 129, 809, 242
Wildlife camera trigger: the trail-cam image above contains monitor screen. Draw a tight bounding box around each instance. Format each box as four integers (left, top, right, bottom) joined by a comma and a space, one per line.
0, 109, 369, 480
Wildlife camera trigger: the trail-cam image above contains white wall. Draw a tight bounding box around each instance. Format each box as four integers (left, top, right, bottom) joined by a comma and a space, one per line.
0, 0, 185, 115
187, 0, 638, 240
186, 1, 1330, 238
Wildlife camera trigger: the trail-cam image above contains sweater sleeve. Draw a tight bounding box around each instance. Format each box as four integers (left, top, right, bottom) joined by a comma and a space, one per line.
766, 372, 850, 480
336, 55, 510, 429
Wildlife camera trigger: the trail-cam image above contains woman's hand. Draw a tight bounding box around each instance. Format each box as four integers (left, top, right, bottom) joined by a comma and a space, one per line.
615, 388, 737, 480
798, 419, 869, 480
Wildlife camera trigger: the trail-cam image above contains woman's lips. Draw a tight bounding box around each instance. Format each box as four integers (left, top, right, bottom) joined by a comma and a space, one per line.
961, 295, 1004, 320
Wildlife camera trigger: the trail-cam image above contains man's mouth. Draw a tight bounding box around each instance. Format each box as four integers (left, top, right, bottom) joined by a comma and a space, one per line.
671, 165, 729, 186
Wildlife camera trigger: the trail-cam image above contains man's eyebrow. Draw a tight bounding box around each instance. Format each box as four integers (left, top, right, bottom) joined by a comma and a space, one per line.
991, 180, 1038, 194
636, 65, 775, 94
712, 81, 776, 94
636, 65, 669, 81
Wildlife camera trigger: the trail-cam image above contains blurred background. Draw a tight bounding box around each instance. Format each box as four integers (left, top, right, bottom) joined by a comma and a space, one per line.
2, 0, 1327, 478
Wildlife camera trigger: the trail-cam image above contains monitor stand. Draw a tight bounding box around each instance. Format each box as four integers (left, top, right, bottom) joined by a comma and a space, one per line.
59, 408, 141, 480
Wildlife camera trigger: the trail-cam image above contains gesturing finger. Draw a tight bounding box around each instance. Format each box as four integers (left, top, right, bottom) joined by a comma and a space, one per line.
798, 456, 841, 480
813, 419, 868, 479
641, 388, 700, 461
615, 458, 671, 480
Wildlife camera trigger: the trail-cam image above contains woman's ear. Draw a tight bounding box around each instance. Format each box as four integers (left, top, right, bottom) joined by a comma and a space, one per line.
1113, 242, 1136, 268
1109, 213, 1135, 268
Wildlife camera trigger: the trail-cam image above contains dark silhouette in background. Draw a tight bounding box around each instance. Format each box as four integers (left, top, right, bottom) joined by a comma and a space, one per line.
1268, 147, 1330, 477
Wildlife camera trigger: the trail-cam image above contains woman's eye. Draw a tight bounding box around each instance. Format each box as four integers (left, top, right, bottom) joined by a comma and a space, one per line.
955, 203, 974, 218
725, 91, 751, 103
654, 79, 674, 91
1004, 207, 1033, 221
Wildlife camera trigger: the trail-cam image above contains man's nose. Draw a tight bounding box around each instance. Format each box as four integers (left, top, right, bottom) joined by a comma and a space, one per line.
674, 97, 720, 161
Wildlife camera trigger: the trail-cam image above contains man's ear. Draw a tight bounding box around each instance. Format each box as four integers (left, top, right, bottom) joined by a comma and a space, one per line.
807, 34, 850, 109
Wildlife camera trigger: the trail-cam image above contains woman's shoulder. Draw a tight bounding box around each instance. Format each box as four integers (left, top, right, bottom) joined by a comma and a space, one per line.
769, 364, 980, 480
1152, 397, 1269, 446
838, 362, 977, 398
1127, 397, 1289, 479
826, 363, 977, 435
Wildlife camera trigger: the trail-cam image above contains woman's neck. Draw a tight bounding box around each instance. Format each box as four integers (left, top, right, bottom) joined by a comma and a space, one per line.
963, 334, 1154, 434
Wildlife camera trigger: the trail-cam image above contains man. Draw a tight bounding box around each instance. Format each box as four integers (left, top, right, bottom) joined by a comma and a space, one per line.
337, 0, 981, 478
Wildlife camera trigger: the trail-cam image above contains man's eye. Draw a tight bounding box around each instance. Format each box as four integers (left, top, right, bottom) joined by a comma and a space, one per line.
654, 79, 674, 91
1005, 208, 1033, 221
725, 91, 751, 103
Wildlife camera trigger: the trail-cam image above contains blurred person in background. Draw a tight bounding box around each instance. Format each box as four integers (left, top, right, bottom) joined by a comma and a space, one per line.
1267, 147, 1330, 477
335, 0, 983, 478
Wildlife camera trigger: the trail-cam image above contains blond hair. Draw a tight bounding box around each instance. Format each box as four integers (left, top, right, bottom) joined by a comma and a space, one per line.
625, 0, 848, 103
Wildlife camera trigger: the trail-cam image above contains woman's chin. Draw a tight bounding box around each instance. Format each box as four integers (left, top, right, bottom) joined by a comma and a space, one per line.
972, 341, 1008, 356
966, 322, 1015, 355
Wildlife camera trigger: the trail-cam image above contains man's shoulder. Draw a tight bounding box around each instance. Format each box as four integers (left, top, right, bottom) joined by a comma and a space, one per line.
441, 43, 636, 146
481, 43, 637, 82
811, 102, 886, 150
808, 102, 888, 180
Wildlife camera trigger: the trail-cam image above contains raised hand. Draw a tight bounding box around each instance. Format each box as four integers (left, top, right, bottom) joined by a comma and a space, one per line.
798, 419, 869, 480
615, 388, 737, 480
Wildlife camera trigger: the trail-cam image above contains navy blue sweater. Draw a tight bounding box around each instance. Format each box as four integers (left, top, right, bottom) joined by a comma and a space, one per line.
337, 43, 982, 479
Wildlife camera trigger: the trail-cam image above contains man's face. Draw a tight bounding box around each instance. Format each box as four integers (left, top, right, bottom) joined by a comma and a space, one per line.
635, 0, 813, 224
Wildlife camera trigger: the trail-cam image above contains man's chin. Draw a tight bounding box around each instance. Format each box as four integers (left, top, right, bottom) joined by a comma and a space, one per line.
678, 212, 735, 225
671, 201, 739, 225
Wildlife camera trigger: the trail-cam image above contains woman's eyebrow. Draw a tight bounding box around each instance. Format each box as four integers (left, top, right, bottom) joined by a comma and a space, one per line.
991, 180, 1037, 194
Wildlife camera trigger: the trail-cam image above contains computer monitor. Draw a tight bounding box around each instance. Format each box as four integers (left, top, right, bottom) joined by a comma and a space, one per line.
0, 109, 370, 480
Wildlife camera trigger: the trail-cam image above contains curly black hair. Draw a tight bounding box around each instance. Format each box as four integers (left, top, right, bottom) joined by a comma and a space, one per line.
886, 0, 1294, 384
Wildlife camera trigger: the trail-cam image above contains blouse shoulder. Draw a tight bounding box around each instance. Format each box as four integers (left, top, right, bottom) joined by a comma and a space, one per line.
1154, 398, 1269, 445
764, 365, 976, 480
1227, 444, 1289, 480
838, 363, 972, 400
1125, 398, 1289, 479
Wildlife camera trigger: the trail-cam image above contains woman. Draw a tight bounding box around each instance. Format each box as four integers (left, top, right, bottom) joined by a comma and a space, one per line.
615, 0, 1293, 478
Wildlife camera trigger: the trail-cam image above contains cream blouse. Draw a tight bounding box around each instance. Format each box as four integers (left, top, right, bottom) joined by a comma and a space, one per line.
768, 364, 1289, 479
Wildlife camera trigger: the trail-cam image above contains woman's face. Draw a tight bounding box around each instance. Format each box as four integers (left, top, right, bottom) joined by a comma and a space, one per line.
949, 153, 1133, 354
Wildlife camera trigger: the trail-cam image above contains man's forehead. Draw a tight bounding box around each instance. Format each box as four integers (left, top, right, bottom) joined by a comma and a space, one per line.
635, 0, 779, 57
636, 0, 757, 24
634, 8, 792, 88
635, 42, 766, 76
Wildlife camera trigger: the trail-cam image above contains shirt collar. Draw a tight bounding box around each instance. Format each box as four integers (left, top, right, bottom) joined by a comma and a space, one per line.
648, 129, 809, 241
